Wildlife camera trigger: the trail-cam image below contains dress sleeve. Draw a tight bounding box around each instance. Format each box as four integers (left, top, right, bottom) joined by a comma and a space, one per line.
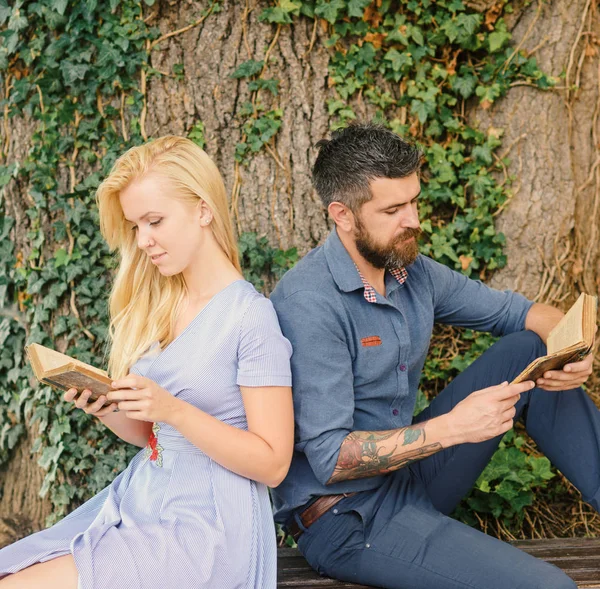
236, 296, 293, 388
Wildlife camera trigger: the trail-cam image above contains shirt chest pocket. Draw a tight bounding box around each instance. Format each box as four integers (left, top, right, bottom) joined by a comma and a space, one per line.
352, 333, 402, 389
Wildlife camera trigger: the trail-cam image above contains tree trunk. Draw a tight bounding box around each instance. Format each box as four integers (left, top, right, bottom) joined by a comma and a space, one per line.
476, 0, 600, 311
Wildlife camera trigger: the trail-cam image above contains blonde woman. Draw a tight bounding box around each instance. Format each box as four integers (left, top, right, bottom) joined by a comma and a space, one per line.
0, 136, 294, 589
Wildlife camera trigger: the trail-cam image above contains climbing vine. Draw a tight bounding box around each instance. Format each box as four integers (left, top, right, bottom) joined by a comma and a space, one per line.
0, 0, 566, 536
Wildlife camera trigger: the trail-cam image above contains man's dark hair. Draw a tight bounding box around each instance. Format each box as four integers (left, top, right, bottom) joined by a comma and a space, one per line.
312, 122, 423, 212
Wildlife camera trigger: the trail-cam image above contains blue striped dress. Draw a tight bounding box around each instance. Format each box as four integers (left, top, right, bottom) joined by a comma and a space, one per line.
0, 280, 292, 588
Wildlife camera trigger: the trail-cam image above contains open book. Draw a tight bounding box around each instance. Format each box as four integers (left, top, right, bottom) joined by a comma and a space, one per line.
512, 293, 598, 384
26, 343, 112, 402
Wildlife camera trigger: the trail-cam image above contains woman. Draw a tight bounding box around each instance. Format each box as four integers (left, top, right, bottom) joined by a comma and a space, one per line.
0, 136, 294, 588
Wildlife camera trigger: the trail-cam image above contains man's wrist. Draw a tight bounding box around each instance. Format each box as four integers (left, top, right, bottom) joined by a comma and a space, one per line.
429, 413, 464, 448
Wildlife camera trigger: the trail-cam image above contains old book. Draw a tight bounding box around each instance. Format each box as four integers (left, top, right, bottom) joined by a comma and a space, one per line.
512, 293, 598, 384
26, 343, 112, 401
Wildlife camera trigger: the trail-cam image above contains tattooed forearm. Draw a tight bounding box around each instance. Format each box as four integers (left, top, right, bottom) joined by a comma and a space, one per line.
327, 423, 442, 485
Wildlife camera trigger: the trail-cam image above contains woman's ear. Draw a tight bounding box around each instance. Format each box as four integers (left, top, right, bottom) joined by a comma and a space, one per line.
196, 200, 213, 226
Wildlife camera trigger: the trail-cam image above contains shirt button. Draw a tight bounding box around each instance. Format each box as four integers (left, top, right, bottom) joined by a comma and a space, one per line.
333, 509, 338, 514
392, 409, 399, 416
400, 364, 407, 372
365, 543, 371, 548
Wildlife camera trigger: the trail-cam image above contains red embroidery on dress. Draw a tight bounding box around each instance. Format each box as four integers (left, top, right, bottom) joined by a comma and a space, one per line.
146, 422, 164, 467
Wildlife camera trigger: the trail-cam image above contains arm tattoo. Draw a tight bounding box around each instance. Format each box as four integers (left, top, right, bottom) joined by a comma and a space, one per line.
327, 424, 442, 485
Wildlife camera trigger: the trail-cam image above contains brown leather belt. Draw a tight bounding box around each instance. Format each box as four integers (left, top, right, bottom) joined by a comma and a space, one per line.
287, 493, 357, 541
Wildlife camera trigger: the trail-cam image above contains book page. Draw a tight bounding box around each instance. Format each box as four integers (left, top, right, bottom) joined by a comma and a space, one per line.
547, 293, 585, 355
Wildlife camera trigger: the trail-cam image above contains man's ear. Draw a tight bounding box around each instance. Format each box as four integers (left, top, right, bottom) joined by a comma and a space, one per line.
328, 202, 355, 233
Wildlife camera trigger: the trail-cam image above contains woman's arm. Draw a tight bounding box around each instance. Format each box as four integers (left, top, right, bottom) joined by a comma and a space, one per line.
107, 377, 294, 486
170, 385, 294, 486
64, 388, 152, 448
97, 410, 153, 448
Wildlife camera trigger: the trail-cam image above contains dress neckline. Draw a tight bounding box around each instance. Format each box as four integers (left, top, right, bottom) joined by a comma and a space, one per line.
149, 278, 244, 356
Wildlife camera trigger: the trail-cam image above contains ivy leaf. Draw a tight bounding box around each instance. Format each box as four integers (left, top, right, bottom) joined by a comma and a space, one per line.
60, 61, 90, 85
261, 0, 301, 23
456, 13, 480, 37
410, 98, 432, 124
384, 48, 413, 73
51, 0, 69, 15
54, 248, 69, 268
441, 19, 460, 43
347, 0, 371, 18
230, 59, 264, 79
0, 0, 10, 26
529, 457, 555, 481
4, 31, 19, 55
488, 30, 511, 53
411, 27, 424, 46
248, 78, 279, 95
315, 0, 345, 24
472, 145, 493, 165
452, 74, 477, 99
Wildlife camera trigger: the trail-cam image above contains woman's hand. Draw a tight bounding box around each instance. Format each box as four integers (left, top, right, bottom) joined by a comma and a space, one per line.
106, 374, 182, 423
63, 388, 119, 417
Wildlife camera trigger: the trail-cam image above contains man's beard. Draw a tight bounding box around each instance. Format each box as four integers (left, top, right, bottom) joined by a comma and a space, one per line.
354, 217, 421, 270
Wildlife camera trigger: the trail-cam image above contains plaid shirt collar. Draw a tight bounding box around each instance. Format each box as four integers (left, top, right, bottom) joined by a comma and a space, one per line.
355, 265, 408, 303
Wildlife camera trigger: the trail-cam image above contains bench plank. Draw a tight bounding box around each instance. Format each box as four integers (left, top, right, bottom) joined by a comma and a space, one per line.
277, 538, 600, 588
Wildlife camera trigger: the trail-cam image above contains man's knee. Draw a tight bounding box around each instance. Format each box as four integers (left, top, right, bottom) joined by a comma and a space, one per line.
495, 329, 546, 358
485, 330, 547, 383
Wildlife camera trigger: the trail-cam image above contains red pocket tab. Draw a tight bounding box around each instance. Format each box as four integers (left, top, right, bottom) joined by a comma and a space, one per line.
361, 336, 382, 347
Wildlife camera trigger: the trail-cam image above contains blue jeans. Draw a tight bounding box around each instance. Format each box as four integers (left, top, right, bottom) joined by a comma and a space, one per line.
296, 331, 600, 588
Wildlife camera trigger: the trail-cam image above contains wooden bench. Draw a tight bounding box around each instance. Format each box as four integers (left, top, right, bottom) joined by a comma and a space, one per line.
277, 538, 600, 588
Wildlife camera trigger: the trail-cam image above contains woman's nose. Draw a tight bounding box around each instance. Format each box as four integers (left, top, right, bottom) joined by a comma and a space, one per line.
137, 229, 149, 249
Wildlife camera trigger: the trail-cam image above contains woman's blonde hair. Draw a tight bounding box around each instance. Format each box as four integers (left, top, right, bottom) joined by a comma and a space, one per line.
97, 136, 240, 378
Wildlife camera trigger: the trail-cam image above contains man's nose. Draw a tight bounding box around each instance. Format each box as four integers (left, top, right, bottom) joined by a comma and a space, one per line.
402, 207, 420, 229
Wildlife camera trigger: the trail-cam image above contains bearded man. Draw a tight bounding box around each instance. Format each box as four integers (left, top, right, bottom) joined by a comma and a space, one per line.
270, 123, 597, 589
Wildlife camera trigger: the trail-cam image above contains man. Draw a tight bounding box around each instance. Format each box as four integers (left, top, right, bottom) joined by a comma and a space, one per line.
270, 123, 597, 589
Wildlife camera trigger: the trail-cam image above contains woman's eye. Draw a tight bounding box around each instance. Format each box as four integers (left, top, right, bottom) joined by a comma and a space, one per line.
149, 219, 162, 226
131, 226, 138, 232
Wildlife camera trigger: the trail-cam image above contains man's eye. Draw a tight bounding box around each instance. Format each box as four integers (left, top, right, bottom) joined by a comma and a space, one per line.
385, 209, 398, 215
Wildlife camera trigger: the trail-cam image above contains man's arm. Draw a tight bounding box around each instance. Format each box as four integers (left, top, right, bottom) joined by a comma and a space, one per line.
327, 380, 535, 485
327, 421, 445, 484
524, 302, 564, 344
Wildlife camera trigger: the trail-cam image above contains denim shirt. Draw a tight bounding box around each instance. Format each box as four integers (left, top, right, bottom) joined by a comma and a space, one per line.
270, 229, 533, 523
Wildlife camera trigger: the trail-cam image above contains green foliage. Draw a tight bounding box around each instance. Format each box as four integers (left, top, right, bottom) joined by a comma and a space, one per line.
188, 121, 206, 149
231, 59, 265, 79
235, 107, 283, 162
238, 232, 299, 290
259, 0, 302, 24
453, 430, 555, 526
0, 0, 158, 523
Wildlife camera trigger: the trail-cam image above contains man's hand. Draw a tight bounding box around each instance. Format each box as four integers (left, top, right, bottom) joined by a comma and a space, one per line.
445, 380, 536, 445
536, 353, 594, 391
